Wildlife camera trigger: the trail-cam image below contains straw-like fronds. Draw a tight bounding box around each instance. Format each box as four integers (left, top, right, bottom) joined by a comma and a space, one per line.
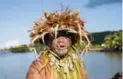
29, 8, 91, 53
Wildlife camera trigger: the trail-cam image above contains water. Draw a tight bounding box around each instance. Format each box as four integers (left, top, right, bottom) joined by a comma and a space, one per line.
82, 52, 122, 79
0, 52, 122, 79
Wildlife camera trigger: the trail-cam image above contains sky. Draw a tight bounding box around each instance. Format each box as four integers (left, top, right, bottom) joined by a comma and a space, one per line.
0, 0, 122, 49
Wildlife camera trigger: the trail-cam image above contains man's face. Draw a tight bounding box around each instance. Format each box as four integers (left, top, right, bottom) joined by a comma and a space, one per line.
51, 36, 72, 57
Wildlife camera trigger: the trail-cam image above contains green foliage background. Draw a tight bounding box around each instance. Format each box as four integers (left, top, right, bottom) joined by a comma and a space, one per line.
91, 31, 121, 45
104, 31, 122, 51
9, 45, 30, 53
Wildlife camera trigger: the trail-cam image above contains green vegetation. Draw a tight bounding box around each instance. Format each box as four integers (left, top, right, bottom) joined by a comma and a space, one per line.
91, 44, 102, 49
91, 31, 120, 45
0, 44, 45, 53
104, 31, 122, 51
90, 30, 122, 52
9, 45, 30, 53
8, 44, 45, 53
0, 48, 9, 52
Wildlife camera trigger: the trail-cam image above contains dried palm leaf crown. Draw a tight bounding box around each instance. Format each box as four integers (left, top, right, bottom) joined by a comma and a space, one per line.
29, 8, 90, 52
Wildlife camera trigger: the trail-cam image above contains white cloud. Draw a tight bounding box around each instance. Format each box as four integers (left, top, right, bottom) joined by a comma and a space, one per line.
0, 39, 23, 49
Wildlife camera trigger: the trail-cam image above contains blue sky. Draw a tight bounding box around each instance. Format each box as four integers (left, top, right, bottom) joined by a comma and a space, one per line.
0, 0, 122, 48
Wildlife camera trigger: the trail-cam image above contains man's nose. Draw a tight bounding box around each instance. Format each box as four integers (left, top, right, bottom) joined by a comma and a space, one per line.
57, 37, 65, 43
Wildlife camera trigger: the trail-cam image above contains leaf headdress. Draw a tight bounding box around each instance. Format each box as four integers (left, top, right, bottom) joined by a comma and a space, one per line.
29, 8, 91, 53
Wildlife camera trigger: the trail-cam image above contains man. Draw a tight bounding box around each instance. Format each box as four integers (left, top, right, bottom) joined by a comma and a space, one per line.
26, 9, 90, 79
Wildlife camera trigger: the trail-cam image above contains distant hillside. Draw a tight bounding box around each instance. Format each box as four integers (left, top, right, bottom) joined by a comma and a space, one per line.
91, 30, 122, 45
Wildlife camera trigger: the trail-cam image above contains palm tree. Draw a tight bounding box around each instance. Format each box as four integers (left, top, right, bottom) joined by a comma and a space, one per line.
104, 31, 122, 51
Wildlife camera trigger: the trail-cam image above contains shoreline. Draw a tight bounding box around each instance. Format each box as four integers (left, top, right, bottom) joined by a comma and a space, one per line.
89, 48, 122, 52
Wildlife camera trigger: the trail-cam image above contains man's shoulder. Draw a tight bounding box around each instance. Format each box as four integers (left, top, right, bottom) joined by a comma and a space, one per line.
31, 51, 50, 68
26, 52, 51, 79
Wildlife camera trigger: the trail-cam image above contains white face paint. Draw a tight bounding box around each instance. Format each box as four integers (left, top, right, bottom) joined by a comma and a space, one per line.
51, 36, 72, 57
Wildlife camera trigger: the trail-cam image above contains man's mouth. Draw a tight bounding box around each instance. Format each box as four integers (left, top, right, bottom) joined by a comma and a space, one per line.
60, 45, 65, 48
57, 44, 67, 49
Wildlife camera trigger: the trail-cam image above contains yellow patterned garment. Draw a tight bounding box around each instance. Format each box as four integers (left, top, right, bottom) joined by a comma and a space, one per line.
26, 50, 88, 79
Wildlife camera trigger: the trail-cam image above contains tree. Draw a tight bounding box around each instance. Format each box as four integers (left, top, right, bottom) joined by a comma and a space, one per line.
104, 31, 122, 51
9, 45, 30, 53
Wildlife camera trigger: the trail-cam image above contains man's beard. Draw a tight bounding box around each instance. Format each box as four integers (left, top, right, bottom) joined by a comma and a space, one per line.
53, 48, 69, 57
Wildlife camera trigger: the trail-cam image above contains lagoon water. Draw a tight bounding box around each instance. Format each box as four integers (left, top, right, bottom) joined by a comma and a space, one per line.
0, 52, 122, 79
